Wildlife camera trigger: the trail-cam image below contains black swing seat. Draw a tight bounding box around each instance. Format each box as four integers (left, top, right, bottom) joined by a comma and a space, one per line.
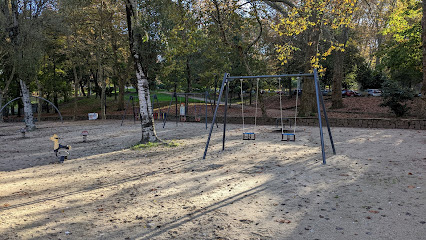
282, 133, 295, 141
243, 132, 255, 140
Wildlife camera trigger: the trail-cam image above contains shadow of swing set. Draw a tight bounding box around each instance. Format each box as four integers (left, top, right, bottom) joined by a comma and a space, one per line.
203, 70, 336, 164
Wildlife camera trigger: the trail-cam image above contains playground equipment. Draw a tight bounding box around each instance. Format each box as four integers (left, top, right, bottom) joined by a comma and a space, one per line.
0, 96, 63, 123
81, 131, 88, 142
180, 103, 186, 122
162, 91, 212, 129
240, 78, 259, 140
49, 134, 71, 163
203, 70, 336, 164
278, 77, 301, 142
152, 94, 162, 120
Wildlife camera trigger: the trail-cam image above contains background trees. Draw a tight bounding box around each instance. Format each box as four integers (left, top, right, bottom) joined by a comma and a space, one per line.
1, 0, 425, 127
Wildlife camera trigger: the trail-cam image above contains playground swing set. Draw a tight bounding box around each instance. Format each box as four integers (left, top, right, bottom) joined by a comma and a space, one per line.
203, 69, 336, 164
239, 77, 301, 142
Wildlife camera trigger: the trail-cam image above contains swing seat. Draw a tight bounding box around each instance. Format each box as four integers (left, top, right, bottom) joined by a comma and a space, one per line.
195, 116, 201, 122
282, 133, 295, 141
243, 132, 255, 140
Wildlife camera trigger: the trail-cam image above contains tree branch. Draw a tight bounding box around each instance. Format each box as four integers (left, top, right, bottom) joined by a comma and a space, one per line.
244, 3, 263, 54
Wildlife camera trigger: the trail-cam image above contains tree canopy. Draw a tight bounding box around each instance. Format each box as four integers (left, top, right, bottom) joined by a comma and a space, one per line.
1, 0, 425, 121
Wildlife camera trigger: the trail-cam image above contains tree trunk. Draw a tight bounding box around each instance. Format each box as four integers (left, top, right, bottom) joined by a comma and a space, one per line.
54, 93, 58, 113
0, 64, 15, 122
420, 0, 426, 118
73, 65, 80, 121
88, 79, 92, 98
126, 0, 158, 143
110, 20, 121, 106
100, 65, 106, 120
0, 94, 3, 122
331, 49, 344, 109
35, 75, 42, 122
299, 14, 321, 117
185, 58, 191, 115
118, 76, 125, 110
20, 80, 35, 131
331, 27, 348, 109
80, 81, 86, 97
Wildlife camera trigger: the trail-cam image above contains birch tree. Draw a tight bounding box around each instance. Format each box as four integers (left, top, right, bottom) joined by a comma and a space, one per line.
125, 0, 158, 143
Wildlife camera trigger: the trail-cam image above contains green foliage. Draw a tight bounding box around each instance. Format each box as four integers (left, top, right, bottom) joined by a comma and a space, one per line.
380, 80, 414, 117
272, 0, 357, 73
355, 63, 386, 90
380, 0, 422, 88
320, 42, 364, 88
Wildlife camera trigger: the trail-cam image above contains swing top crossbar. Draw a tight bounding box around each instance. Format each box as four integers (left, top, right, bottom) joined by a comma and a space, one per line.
226, 73, 314, 80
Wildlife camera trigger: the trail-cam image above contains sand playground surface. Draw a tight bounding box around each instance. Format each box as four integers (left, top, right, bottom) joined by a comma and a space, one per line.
0, 120, 425, 240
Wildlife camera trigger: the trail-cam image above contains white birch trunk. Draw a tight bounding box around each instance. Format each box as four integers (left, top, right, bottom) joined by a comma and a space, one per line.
136, 58, 157, 143
20, 80, 36, 131
126, 0, 158, 143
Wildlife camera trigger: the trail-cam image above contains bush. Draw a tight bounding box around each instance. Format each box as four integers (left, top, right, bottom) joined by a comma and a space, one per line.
380, 81, 414, 117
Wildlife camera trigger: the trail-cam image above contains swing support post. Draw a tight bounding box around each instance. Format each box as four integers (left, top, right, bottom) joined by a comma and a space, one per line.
203, 70, 336, 164
314, 69, 336, 156
203, 73, 228, 159
205, 91, 208, 130
313, 69, 327, 164
222, 82, 229, 150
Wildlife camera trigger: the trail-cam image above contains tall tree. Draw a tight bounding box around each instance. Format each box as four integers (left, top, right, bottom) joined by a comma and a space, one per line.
125, 0, 158, 143
271, 0, 357, 116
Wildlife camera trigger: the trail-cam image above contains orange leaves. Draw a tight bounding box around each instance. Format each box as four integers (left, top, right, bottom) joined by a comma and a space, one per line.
276, 219, 291, 224
273, 0, 357, 68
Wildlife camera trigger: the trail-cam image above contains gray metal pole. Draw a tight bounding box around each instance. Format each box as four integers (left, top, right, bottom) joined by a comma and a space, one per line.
175, 93, 178, 126
205, 91, 208, 129
0, 96, 63, 123
203, 73, 228, 159
313, 69, 327, 164
222, 82, 229, 151
227, 73, 314, 80
318, 83, 336, 155
162, 93, 175, 128
0, 97, 22, 114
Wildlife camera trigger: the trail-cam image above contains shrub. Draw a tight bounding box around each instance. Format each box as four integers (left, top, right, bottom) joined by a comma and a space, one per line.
380, 81, 414, 117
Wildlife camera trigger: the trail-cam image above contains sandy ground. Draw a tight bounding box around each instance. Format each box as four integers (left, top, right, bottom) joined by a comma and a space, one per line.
0, 120, 425, 240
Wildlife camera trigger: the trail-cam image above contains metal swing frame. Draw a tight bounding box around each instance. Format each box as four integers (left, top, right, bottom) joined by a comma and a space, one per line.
202, 69, 336, 164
